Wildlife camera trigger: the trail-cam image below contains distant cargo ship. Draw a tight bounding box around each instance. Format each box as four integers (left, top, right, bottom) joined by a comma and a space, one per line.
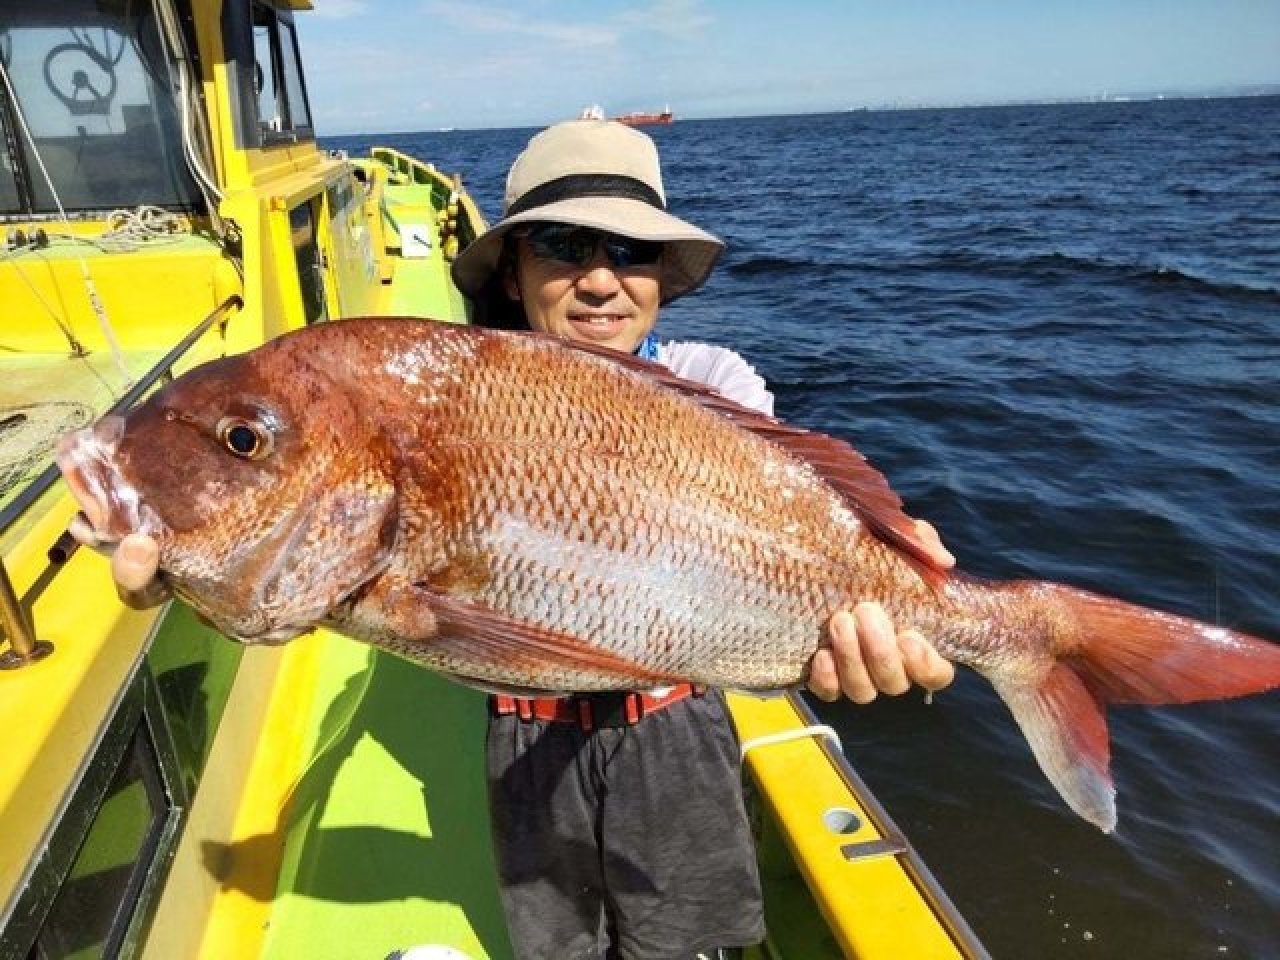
578, 104, 674, 126
614, 107, 674, 127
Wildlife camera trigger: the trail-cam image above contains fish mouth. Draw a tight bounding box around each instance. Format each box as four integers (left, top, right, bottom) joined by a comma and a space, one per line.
55, 416, 143, 546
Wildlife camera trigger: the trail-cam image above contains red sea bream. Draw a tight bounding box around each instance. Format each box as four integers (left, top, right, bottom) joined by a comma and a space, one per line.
56, 317, 1280, 832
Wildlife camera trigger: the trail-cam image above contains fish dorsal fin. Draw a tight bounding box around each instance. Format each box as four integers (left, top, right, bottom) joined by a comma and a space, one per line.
559, 337, 949, 589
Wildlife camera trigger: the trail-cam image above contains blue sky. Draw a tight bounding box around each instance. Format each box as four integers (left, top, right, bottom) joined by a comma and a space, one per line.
295, 1, 1280, 134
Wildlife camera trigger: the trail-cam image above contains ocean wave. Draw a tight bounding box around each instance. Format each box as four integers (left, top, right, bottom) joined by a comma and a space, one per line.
724, 245, 1278, 304
906, 250, 1280, 301
724, 254, 824, 276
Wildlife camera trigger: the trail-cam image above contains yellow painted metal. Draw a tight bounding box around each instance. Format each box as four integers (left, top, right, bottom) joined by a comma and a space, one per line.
0, 233, 240, 354
141, 635, 326, 960
727, 693, 967, 959
0, 494, 162, 908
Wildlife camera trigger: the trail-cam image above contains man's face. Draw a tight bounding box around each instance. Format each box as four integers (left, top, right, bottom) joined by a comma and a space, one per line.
506, 226, 663, 353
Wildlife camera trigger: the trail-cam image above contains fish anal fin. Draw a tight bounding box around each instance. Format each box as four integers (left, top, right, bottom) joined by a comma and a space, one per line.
993, 663, 1116, 833
420, 587, 680, 690
560, 337, 948, 590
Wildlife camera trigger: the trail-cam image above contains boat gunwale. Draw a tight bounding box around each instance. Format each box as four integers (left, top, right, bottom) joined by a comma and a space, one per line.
786, 691, 991, 959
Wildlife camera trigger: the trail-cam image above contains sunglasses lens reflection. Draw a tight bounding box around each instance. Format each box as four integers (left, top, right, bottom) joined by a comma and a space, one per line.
526, 225, 662, 269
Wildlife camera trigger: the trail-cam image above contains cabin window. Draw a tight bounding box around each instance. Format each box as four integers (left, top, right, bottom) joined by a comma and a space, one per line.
26, 731, 169, 960
148, 603, 246, 797
291, 199, 328, 323
0, 0, 202, 217
4, 670, 187, 960
0, 114, 23, 211
247, 1, 313, 144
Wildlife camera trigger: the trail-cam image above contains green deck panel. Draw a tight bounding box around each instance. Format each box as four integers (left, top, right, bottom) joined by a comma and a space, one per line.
381, 187, 470, 321
261, 637, 512, 960
227, 630, 835, 960
385, 250, 468, 320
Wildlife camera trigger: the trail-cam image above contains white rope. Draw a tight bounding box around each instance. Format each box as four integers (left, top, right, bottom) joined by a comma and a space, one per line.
31, 206, 186, 253
96, 206, 184, 250
739, 724, 844, 762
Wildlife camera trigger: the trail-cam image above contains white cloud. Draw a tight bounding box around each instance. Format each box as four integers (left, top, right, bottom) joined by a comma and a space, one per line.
425, 1, 619, 48
617, 0, 713, 40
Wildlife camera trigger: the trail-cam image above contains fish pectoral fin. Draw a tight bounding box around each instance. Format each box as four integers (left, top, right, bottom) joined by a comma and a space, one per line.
417, 586, 680, 689
992, 665, 1116, 833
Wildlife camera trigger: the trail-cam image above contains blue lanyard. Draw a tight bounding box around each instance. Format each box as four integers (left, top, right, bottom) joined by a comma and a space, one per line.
635, 332, 660, 361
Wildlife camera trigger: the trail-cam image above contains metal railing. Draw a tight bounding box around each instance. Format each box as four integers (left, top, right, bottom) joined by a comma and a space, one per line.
0, 294, 242, 669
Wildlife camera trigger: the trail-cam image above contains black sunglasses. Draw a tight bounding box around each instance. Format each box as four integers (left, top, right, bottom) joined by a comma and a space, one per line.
521, 224, 664, 269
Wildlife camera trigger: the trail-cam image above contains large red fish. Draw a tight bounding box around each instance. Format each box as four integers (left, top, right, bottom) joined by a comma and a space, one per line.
56, 317, 1279, 832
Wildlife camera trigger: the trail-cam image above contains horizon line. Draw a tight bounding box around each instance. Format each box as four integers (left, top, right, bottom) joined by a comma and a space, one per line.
316, 87, 1280, 139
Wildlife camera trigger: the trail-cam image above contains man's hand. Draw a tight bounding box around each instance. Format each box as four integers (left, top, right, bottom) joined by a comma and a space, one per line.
805, 518, 956, 703
109, 533, 170, 609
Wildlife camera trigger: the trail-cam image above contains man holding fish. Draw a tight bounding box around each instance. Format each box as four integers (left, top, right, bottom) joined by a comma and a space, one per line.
451, 120, 956, 960
94, 120, 957, 959
64, 118, 1277, 960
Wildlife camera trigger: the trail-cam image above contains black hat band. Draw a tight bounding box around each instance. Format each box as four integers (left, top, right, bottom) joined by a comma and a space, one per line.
506, 174, 665, 217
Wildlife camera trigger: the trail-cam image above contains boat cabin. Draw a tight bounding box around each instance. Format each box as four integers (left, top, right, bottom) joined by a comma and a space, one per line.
0, 4, 982, 959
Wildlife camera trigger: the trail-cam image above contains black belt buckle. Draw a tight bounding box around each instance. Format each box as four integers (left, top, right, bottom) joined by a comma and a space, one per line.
584, 691, 633, 728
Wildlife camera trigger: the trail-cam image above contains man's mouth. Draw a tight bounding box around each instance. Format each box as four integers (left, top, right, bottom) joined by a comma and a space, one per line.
572, 313, 627, 324
568, 313, 631, 340
55, 416, 140, 545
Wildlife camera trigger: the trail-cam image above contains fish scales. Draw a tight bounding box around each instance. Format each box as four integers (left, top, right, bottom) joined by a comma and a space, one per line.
382, 332, 869, 687
55, 317, 1280, 831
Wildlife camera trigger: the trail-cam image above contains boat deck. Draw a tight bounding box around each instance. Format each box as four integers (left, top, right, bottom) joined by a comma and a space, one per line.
152, 627, 977, 958
256, 645, 510, 959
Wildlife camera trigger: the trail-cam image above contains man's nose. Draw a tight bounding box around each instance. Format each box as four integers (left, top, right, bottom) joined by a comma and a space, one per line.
575, 249, 621, 296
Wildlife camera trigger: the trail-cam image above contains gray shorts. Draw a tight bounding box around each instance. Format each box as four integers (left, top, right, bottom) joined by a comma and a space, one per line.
486, 689, 765, 960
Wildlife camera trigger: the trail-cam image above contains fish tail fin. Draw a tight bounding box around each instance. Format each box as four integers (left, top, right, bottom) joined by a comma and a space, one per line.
1055, 584, 1280, 705
983, 582, 1280, 833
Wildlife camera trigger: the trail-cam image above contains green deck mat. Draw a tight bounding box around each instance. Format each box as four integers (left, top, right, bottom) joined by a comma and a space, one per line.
261, 639, 512, 960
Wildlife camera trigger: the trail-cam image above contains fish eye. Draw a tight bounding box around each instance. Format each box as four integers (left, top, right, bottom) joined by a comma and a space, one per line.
217, 417, 273, 460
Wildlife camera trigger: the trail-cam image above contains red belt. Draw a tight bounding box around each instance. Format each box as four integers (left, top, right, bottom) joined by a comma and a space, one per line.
492, 684, 704, 732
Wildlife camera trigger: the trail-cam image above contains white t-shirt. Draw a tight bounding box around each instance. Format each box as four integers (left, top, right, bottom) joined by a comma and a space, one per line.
655, 340, 775, 416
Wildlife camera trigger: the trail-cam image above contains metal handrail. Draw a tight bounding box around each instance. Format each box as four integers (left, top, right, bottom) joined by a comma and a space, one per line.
0, 294, 242, 668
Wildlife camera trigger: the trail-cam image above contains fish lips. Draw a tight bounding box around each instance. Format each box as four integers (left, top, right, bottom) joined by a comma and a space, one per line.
56, 415, 149, 547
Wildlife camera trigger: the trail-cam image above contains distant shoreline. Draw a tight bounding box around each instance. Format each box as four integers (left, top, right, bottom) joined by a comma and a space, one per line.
321, 89, 1280, 138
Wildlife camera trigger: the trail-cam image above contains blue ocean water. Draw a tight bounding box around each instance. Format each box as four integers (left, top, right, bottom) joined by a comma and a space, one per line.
326, 97, 1280, 958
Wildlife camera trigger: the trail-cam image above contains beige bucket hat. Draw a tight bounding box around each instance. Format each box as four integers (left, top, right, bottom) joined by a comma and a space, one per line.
451, 120, 724, 304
